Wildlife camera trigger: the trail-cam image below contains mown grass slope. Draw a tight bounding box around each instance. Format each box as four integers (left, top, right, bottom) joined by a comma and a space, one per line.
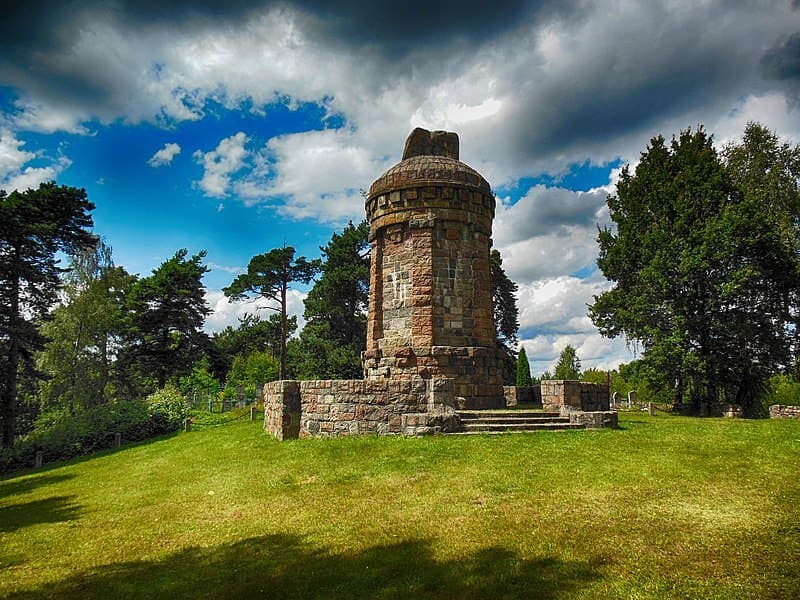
1, 412, 798, 599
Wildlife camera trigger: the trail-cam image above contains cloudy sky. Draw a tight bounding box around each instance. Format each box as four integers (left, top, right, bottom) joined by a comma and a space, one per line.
1, 0, 799, 375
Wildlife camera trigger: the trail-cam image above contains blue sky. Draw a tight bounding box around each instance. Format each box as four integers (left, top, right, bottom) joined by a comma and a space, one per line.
1, 1, 799, 375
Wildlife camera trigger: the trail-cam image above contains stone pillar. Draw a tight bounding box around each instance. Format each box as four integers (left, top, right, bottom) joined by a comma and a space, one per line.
263, 380, 301, 440
362, 129, 505, 409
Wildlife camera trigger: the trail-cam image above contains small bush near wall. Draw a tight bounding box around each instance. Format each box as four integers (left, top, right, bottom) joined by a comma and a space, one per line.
0, 388, 190, 474
760, 375, 800, 416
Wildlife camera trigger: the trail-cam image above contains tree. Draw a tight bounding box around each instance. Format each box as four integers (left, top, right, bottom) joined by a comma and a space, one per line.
119, 249, 211, 393
224, 247, 319, 380
553, 344, 581, 380
491, 249, 520, 384
590, 126, 800, 416
295, 221, 369, 379
37, 242, 133, 413
516, 345, 533, 387
722, 122, 800, 377
0, 182, 96, 447
210, 313, 296, 381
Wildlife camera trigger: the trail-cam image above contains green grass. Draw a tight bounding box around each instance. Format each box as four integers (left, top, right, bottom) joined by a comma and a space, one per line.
1, 413, 799, 599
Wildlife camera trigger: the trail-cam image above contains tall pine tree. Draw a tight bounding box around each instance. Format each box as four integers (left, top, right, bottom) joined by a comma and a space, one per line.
0, 183, 95, 447
119, 249, 210, 393
224, 246, 318, 379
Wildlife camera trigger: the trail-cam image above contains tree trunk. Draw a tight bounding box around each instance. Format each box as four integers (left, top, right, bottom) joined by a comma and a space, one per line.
1, 258, 21, 448
279, 282, 287, 380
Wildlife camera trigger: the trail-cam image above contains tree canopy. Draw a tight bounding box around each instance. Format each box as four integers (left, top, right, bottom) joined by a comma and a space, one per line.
490, 249, 520, 384
590, 125, 800, 416
294, 221, 370, 380
516, 346, 533, 387
224, 246, 319, 380
119, 249, 211, 392
0, 182, 96, 447
553, 345, 581, 380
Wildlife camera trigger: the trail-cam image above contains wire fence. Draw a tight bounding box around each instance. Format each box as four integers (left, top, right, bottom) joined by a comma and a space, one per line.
186, 384, 266, 413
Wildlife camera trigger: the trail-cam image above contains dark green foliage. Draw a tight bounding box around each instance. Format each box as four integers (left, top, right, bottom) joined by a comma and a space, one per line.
491, 249, 520, 384
0, 391, 187, 473
0, 182, 96, 448
210, 313, 295, 381
37, 242, 134, 413
516, 346, 533, 387
224, 246, 319, 379
224, 350, 279, 398
591, 126, 800, 416
118, 249, 211, 394
553, 344, 581, 380
295, 221, 369, 379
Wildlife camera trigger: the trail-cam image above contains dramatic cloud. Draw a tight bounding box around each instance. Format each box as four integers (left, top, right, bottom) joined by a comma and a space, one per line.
147, 142, 181, 167
194, 132, 249, 197
0, 130, 71, 192
2, 0, 799, 369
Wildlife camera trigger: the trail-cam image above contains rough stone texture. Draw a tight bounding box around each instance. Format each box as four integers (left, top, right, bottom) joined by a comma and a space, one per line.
263, 377, 460, 439
402, 127, 459, 160
541, 380, 609, 412
364, 144, 504, 409
263, 380, 301, 441
565, 410, 619, 429
504, 386, 542, 407
770, 404, 800, 419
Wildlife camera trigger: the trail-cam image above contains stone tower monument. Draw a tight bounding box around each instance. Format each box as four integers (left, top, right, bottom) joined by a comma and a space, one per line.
362, 127, 505, 409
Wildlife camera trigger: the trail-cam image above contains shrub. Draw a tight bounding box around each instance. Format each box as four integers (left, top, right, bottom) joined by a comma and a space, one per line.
146, 385, 190, 431
0, 387, 190, 474
760, 375, 800, 416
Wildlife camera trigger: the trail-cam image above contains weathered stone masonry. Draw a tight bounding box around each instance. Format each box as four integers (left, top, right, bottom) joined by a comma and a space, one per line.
262, 128, 615, 439
362, 148, 505, 409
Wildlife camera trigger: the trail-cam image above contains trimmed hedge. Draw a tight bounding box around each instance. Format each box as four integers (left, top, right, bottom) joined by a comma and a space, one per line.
1, 387, 189, 474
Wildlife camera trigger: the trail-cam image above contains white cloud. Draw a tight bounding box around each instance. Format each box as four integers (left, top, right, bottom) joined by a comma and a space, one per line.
204, 288, 307, 334
194, 132, 249, 197
147, 142, 181, 167
0, 130, 71, 192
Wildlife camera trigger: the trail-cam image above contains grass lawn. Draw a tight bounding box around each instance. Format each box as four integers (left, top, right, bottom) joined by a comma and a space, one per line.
1, 411, 798, 599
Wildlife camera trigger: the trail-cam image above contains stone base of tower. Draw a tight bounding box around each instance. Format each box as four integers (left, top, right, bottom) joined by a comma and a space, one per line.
362, 345, 506, 409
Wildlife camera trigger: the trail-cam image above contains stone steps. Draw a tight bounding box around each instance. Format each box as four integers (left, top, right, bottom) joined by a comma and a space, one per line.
454, 409, 584, 433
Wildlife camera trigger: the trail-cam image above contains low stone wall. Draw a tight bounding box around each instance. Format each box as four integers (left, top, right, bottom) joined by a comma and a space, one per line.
565, 409, 618, 429
769, 404, 800, 419
263, 377, 460, 439
541, 380, 609, 412
503, 386, 542, 407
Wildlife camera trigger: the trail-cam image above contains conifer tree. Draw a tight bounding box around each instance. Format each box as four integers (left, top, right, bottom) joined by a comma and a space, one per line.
0, 182, 95, 447
516, 345, 533, 387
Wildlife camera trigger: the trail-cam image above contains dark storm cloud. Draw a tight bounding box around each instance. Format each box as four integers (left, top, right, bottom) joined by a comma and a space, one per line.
0, 0, 574, 61
762, 32, 800, 81
292, 0, 582, 58
503, 2, 784, 165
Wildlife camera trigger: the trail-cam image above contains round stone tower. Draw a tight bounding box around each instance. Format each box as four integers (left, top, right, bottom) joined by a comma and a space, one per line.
362, 128, 505, 409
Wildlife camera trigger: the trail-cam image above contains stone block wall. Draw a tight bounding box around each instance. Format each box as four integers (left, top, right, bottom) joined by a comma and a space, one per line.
541, 380, 609, 412
363, 154, 504, 409
263, 377, 460, 439
503, 386, 542, 407
769, 404, 800, 419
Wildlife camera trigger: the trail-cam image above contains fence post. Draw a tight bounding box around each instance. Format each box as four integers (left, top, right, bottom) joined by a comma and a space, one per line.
35, 451, 43, 469
250, 405, 257, 421
184, 418, 192, 432
648, 402, 656, 416
114, 432, 122, 447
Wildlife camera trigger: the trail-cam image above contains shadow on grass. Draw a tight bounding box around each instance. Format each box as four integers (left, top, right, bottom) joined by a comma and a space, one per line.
9, 534, 604, 599
0, 495, 81, 533
0, 473, 76, 498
